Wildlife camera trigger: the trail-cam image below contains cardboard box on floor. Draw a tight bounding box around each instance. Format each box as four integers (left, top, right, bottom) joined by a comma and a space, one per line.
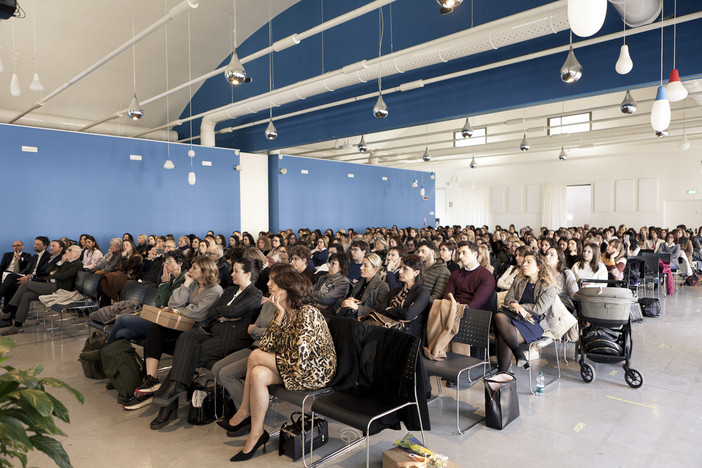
140, 305, 195, 331
382, 447, 459, 468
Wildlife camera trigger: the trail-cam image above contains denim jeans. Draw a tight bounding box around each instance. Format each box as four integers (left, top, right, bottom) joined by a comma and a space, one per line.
107, 314, 152, 343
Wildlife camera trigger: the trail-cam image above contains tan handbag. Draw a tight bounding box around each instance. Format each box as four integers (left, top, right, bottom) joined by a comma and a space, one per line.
358, 311, 407, 330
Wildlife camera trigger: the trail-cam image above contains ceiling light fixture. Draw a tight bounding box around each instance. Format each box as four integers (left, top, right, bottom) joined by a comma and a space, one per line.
469, 155, 477, 169
163, 13, 174, 170
411, 177, 419, 188
561, 32, 582, 83
436, 0, 463, 15
667, 0, 687, 102
520, 133, 530, 152
264, 6, 278, 139
568, 0, 607, 38
187, 11, 196, 184
461, 118, 474, 138
358, 135, 368, 152
126, 3, 144, 119
373, 8, 388, 119
558, 146, 568, 161
651, 7, 670, 132
28, 0, 44, 92
615, 11, 633, 75
224, 1, 246, 85
620, 90, 637, 114
422, 147, 431, 162
10, 22, 20, 97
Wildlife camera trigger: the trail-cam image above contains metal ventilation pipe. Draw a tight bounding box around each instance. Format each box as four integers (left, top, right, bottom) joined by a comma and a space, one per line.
610, 0, 662, 27
199, 1, 571, 146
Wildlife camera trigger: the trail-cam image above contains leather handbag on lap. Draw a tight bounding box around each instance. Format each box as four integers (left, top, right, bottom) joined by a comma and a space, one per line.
278, 411, 329, 461
484, 372, 519, 430
358, 311, 409, 330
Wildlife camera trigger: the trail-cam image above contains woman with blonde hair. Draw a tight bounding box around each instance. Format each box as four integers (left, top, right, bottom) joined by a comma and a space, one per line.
477, 243, 494, 274
495, 253, 557, 371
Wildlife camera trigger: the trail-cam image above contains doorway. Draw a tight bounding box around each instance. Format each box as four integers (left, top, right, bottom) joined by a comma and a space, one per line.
566, 185, 591, 227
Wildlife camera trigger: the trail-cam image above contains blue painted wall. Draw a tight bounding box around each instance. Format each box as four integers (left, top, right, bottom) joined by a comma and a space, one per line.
268, 154, 435, 233
0, 124, 240, 253
182, 0, 702, 152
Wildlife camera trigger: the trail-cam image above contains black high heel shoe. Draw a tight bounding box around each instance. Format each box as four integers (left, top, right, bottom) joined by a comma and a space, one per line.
150, 400, 178, 430
217, 416, 251, 436
152, 380, 188, 406
230, 430, 269, 462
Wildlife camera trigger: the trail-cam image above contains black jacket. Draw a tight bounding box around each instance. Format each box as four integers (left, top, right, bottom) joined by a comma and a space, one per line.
48, 259, 84, 291
379, 283, 430, 339
202, 283, 262, 350
0, 251, 31, 273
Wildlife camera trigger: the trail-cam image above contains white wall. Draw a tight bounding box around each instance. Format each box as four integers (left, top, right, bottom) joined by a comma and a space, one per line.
435, 139, 702, 230
239, 152, 269, 233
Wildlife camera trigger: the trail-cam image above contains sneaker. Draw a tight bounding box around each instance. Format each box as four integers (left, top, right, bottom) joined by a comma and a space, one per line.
134, 375, 161, 396
122, 394, 153, 411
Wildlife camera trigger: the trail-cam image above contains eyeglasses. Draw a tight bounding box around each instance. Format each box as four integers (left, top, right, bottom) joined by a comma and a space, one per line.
12, 244, 22, 248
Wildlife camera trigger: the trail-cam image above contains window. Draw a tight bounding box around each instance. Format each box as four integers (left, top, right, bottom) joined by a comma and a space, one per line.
454, 127, 487, 147
548, 112, 591, 136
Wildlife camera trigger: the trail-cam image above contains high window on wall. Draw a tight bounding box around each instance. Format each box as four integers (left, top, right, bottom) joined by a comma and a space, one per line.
454, 127, 487, 147
548, 112, 591, 136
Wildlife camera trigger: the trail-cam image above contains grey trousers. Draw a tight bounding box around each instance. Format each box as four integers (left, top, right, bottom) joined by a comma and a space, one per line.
9, 281, 57, 324
211, 347, 252, 407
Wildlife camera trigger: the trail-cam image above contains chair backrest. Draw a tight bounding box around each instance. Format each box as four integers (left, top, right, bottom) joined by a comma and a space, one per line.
640, 253, 662, 273
120, 281, 146, 303
75, 271, 89, 293
82, 274, 101, 299
141, 286, 160, 307
452, 308, 492, 350
487, 290, 498, 313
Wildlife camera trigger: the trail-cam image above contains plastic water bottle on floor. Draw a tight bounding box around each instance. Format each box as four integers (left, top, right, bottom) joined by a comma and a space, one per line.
536, 372, 545, 396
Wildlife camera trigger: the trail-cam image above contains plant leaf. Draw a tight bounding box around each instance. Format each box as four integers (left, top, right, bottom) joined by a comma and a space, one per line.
0, 367, 41, 389
45, 393, 70, 424
14, 401, 66, 437
17, 389, 54, 417
29, 435, 72, 468
0, 415, 32, 448
1, 408, 35, 428
0, 380, 20, 400
0, 336, 16, 356
40, 378, 84, 405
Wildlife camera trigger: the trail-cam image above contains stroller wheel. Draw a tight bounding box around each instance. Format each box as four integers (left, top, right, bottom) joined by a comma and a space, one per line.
580, 363, 595, 383
624, 368, 643, 388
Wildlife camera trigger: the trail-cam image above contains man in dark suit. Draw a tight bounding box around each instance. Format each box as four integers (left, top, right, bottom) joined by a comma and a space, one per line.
0, 244, 83, 335
0, 236, 51, 307
0, 241, 32, 278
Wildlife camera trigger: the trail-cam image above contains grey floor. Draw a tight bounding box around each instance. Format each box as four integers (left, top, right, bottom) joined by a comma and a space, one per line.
9, 286, 702, 468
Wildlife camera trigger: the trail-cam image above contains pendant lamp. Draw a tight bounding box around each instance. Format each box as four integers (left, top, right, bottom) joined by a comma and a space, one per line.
568, 0, 607, 38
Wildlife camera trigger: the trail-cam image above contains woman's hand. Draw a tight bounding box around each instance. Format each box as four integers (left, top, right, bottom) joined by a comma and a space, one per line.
183, 273, 194, 287
160, 264, 170, 283
513, 303, 530, 319
270, 293, 287, 324
341, 298, 359, 310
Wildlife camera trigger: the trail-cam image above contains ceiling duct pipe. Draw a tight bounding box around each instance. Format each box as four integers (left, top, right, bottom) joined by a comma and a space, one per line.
609, 0, 662, 28
199, 1, 571, 146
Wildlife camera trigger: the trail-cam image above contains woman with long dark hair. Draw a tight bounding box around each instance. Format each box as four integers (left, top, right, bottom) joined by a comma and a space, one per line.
376, 254, 430, 338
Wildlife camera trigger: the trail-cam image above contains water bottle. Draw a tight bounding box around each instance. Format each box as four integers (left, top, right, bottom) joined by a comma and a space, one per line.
536, 372, 545, 396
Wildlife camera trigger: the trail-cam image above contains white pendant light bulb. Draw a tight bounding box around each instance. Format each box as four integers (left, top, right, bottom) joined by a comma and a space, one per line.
224, 49, 246, 85
615, 44, 633, 75
679, 134, 690, 151
420, 186, 426, 197
650, 86, 671, 132
265, 119, 278, 140
561, 45, 583, 83
10, 73, 21, 96
666, 69, 688, 102
29, 72, 44, 92
164, 159, 175, 169
411, 179, 418, 188
188, 149, 195, 158
373, 93, 389, 119
188, 171, 196, 185
568, 0, 607, 38
127, 94, 144, 120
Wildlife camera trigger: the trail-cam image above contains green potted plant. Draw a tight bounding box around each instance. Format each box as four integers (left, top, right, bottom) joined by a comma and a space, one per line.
0, 337, 83, 468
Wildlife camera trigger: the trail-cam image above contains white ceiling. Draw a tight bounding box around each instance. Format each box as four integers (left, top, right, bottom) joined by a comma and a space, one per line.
0, 0, 298, 133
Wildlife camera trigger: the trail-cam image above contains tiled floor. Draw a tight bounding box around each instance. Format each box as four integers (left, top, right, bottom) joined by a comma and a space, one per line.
8, 286, 702, 467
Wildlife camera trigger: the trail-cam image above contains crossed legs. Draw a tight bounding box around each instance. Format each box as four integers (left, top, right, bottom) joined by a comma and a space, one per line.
494, 312, 527, 372
229, 349, 282, 453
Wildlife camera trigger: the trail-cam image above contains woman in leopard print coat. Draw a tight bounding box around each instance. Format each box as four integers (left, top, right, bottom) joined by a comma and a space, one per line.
225, 270, 336, 462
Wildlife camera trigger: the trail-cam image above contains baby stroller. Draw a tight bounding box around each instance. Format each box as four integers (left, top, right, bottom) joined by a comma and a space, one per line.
574, 279, 643, 388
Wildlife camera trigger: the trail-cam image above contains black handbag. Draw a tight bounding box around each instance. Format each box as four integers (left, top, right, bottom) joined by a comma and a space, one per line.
278, 411, 329, 461
187, 380, 235, 426
484, 372, 519, 430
